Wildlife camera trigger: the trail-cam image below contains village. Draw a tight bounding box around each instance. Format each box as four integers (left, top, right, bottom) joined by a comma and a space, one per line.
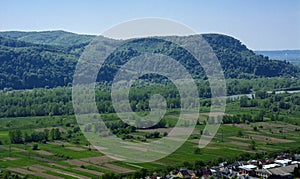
144, 153, 300, 179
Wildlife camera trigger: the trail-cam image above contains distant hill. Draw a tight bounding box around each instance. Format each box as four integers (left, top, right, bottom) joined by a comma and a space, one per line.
0, 31, 299, 90
0, 30, 94, 47
255, 50, 300, 66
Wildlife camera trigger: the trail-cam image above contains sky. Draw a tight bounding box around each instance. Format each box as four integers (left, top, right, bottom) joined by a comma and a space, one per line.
0, 0, 300, 50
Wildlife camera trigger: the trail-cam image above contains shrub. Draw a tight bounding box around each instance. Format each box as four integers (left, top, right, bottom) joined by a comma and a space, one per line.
32, 144, 38, 150
237, 131, 244, 137
163, 132, 168, 137
194, 148, 201, 154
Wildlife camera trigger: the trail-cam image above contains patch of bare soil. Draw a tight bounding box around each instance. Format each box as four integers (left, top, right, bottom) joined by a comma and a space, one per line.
0, 145, 26, 152
66, 159, 90, 167
101, 163, 135, 173
82, 145, 97, 150
23, 165, 63, 179
7, 167, 35, 175
80, 156, 116, 164
49, 163, 68, 169
35, 150, 53, 155
33, 164, 89, 179
66, 146, 86, 151
2, 157, 18, 161
33, 156, 54, 163
228, 141, 249, 147
8, 166, 62, 179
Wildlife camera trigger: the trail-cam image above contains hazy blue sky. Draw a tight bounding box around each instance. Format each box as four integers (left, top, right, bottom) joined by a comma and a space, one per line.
0, 0, 299, 50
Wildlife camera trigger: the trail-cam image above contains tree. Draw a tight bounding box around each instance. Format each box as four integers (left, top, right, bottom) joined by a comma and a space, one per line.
24, 132, 31, 143
238, 131, 244, 137
50, 128, 61, 140
9, 130, 23, 144
73, 126, 80, 133
43, 129, 49, 141
32, 144, 38, 150
194, 160, 205, 168
240, 96, 249, 107
163, 132, 168, 137
153, 131, 160, 138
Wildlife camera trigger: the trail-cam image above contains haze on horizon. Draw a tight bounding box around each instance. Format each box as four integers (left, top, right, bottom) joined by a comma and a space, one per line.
0, 0, 300, 50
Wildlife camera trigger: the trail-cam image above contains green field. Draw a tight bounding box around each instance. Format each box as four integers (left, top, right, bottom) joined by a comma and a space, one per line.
1, 92, 300, 178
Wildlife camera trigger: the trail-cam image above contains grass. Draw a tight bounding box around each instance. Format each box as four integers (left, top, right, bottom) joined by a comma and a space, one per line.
38, 143, 102, 159
0, 131, 9, 142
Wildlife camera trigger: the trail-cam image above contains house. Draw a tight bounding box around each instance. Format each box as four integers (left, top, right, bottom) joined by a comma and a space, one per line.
238, 164, 257, 176
292, 161, 300, 165
274, 159, 292, 166
268, 164, 297, 179
276, 154, 292, 160
294, 154, 300, 161
248, 160, 258, 165
221, 167, 231, 175
256, 164, 298, 179
177, 169, 197, 179
195, 166, 212, 178
256, 169, 272, 178
230, 161, 244, 171
263, 163, 280, 169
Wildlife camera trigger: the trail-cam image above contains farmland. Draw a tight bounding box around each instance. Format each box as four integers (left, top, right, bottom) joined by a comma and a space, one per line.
1, 91, 300, 178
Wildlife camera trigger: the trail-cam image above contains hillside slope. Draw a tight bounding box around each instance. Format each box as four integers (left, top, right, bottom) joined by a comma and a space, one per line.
0, 31, 298, 89
0, 30, 94, 47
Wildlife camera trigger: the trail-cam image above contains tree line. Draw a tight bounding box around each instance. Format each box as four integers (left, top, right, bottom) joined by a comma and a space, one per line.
9, 128, 62, 144
1, 78, 300, 119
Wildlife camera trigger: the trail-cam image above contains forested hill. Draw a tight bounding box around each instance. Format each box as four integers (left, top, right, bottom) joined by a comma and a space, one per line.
0, 31, 298, 90
0, 30, 94, 47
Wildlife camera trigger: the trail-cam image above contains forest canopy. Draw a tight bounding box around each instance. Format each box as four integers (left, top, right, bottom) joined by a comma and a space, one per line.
0, 31, 298, 90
